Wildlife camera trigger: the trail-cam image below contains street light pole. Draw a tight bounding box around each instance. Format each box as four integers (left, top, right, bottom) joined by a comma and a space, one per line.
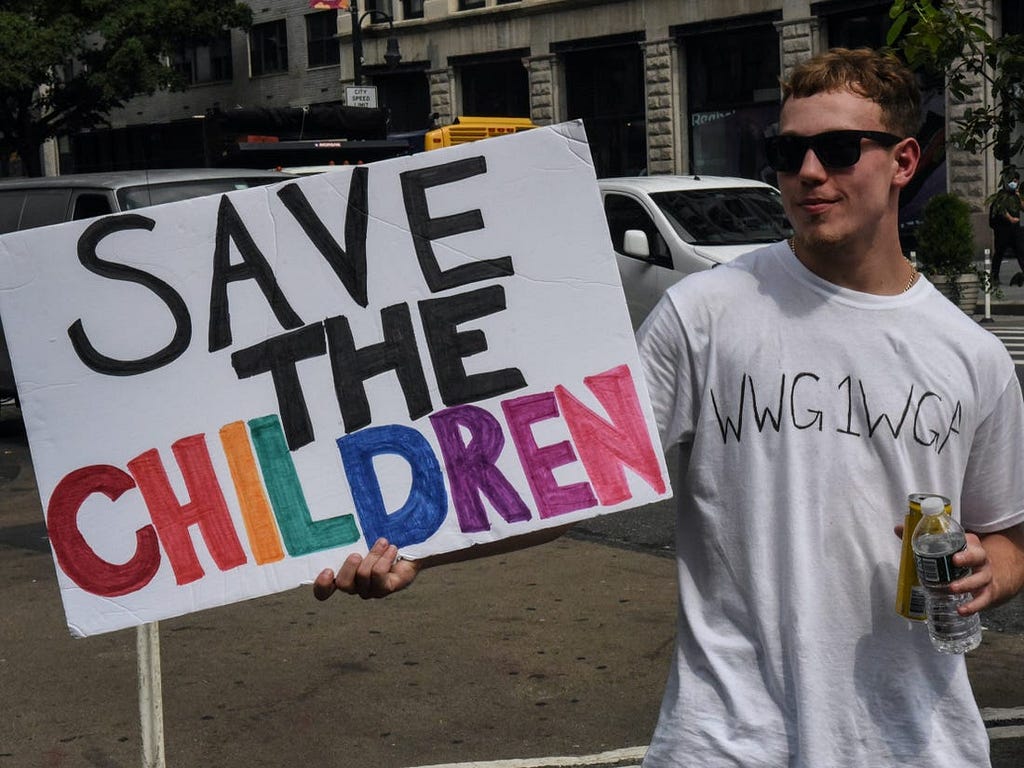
349, 1, 401, 88
350, 1, 364, 86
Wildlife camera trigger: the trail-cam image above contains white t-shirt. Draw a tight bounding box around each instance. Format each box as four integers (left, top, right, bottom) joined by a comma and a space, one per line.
636, 241, 1024, 768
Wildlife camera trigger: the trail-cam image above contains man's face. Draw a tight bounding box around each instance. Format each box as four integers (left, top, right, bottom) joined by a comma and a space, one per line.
776, 89, 910, 253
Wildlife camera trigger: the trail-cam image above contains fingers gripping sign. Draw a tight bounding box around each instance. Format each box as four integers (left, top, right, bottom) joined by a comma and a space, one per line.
314, 537, 421, 600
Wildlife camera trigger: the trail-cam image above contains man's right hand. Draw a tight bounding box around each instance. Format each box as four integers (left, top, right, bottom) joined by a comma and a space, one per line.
313, 537, 421, 601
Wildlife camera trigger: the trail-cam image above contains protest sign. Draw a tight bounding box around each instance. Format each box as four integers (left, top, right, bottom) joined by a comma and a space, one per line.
0, 122, 671, 637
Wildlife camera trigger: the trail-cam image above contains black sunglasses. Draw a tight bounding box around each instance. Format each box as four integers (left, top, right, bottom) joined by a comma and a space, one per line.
763, 130, 904, 173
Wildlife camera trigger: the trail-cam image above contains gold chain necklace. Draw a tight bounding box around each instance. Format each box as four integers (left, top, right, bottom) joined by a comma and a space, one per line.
787, 238, 918, 293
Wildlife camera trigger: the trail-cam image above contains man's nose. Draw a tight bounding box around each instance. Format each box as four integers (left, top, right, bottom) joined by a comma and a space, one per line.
796, 147, 828, 180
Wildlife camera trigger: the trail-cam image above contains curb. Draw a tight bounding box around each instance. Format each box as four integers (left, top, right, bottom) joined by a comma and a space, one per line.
976, 303, 1024, 316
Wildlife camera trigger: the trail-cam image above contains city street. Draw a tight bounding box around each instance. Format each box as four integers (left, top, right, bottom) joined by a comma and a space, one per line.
2, 305, 1024, 767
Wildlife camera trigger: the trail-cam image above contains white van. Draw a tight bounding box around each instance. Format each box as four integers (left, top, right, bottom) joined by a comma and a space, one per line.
599, 175, 793, 327
0, 168, 294, 400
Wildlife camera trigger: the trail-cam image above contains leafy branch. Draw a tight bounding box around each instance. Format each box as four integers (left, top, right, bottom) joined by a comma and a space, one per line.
888, 0, 1024, 169
0, 0, 252, 176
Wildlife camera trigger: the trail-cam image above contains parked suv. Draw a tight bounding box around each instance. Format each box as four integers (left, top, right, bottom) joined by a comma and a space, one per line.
0, 168, 293, 400
599, 175, 793, 327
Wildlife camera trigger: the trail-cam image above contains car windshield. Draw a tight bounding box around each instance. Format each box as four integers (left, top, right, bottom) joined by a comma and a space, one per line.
117, 178, 282, 210
650, 187, 792, 246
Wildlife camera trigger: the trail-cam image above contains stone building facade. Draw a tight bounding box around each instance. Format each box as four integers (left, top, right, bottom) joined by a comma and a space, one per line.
89, 0, 1018, 236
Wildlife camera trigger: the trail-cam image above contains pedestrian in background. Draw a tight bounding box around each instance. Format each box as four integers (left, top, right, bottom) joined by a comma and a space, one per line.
989, 171, 1023, 286
314, 48, 1024, 768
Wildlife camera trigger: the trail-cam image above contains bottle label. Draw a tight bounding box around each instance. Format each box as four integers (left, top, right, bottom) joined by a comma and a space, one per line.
914, 544, 969, 587
909, 586, 927, 617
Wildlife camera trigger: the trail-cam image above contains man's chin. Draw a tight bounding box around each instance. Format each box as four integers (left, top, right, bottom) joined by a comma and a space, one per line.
795, 229, 847, 254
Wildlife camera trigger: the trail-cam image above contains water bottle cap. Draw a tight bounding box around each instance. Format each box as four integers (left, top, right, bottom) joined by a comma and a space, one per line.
921, 496, 945, 516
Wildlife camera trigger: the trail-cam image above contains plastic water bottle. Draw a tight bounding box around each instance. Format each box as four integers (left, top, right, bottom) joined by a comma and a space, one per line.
911, 496, 982, 653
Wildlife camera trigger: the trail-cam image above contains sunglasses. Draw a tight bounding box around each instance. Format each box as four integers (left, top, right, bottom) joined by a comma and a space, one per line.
763, 130, 904, 173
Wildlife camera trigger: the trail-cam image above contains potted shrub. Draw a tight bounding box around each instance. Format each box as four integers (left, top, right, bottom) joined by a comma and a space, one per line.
914, 192, 987, 312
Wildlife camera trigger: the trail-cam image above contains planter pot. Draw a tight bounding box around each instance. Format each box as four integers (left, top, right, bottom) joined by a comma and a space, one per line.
929, 272, 980, 314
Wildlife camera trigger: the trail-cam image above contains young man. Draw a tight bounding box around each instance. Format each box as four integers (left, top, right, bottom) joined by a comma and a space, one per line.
315, 48, 1024, 766
635, 48, 1024, 767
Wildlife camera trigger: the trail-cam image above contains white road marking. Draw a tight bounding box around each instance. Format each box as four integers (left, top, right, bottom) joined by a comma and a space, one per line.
409, 711, 1024, 766
988, 326, 1024, 363
407, 713, 1024, 768
412, 746, 646, 768
980, 706, 1024, 740
988, 725, 1024, 740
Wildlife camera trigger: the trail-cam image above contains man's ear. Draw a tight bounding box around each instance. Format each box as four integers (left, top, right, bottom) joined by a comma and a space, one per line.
892, 137, 921, 190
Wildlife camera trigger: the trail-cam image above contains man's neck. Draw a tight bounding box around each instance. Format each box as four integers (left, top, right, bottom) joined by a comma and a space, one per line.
789, 235, 916, 295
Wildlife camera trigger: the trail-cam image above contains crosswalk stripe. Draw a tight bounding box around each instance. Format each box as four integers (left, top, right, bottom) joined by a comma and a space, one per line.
988, 725, 1024, 740
986, 327, 1024, 364
982, 705, 1024, 740
980, 706, 1024, 725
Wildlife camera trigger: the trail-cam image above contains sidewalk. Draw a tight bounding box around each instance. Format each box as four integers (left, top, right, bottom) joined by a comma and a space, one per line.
977, 268, 1024, 316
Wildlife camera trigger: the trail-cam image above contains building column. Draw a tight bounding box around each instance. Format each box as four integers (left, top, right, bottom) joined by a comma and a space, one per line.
527, 54, 557, 126
776, 16, 821, 80
643, 38, 677, 175
428, 67, 455, 127
946, 0, 993, 219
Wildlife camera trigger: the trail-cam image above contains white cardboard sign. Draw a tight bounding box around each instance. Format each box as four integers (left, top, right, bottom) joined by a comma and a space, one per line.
0, 122, 671, 637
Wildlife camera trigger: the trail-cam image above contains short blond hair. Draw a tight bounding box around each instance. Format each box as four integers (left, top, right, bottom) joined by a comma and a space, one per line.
782, 48, 921, 138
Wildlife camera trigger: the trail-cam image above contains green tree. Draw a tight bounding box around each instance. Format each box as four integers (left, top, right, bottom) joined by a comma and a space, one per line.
0, 0, 251, 176
888, 0, 1024, 181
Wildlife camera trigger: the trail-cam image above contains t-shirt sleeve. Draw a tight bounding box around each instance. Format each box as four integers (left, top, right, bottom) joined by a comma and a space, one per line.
961, 372, 1024, 533
635, 292, 696, 450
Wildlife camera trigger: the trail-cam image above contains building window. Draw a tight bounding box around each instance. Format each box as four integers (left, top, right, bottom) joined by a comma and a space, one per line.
363, 0, 394, 15
375, 70, 431, 131
496, 0, 521, 4
459, 58, 529, 117
684, 23, 780, 180
1005, 0, 1024, 33
816, 1, 892, 49
458, 0, 486, 10
172, 32, 233, 85
250, 19, 288, 76
401, 0, 424, 19
306, 11, 340, 68
564, 43, 646, 177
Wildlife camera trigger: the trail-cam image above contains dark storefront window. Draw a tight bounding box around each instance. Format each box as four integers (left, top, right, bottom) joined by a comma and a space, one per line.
250, 20, 289, 77
458, 56, 530, 118
306, 11, 340, 69
562, 38, 646, 177
375, 69, 432, 132
684, 21, 780, 181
